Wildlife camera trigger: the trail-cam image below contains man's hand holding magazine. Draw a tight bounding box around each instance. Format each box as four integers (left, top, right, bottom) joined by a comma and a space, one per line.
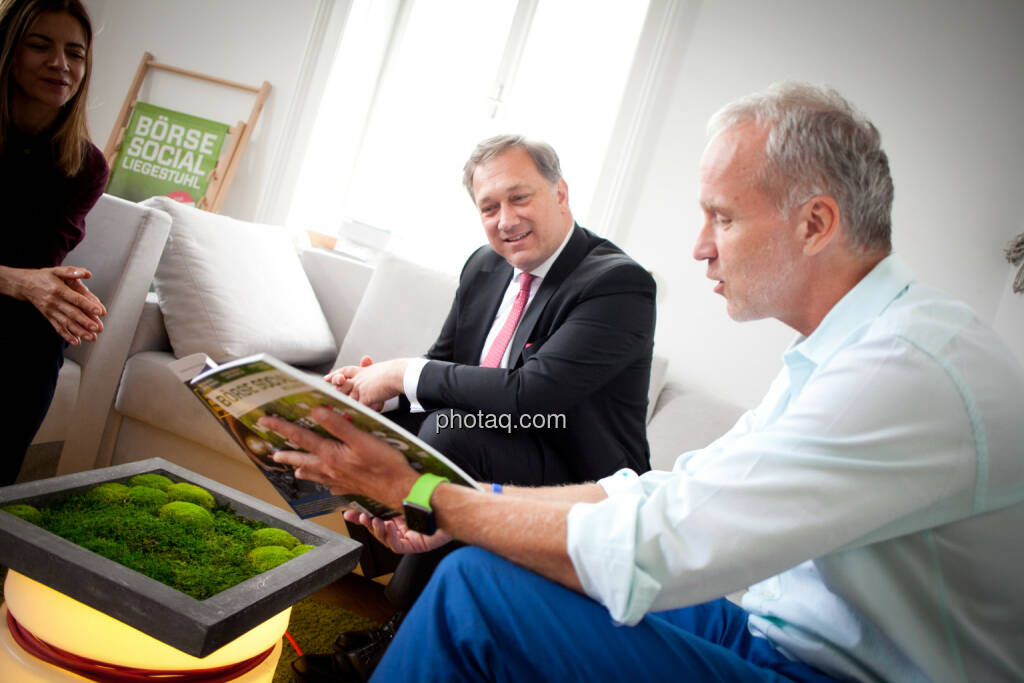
260, 407, 454, 555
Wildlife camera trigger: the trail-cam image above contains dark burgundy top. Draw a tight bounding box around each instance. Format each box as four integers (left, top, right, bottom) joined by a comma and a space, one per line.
1, 129, 109, 269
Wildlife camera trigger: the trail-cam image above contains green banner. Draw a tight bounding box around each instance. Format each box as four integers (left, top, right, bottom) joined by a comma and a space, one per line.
105, 102, 229, 206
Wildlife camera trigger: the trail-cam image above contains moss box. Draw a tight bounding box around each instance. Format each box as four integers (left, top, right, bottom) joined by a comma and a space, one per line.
0, 458, 361, 657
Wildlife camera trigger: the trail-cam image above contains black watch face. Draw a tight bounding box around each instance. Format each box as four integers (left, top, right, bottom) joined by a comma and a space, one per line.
403, 502, 437, 535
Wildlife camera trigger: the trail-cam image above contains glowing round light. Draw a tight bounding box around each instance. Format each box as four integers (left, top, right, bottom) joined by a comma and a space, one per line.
1, 571, 288, 681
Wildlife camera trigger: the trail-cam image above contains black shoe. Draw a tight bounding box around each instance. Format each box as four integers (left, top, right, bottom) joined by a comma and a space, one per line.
344, 631, 392, 681
330, 610, 404, 680
333, 610, 404, 653
292, 651, 360, 682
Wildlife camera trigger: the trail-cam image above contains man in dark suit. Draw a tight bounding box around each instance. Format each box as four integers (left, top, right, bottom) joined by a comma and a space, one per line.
294, 135, 655, 681
327, 134, 655, 486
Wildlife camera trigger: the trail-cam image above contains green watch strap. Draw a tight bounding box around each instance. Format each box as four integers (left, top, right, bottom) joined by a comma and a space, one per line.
404, 473, 449, 510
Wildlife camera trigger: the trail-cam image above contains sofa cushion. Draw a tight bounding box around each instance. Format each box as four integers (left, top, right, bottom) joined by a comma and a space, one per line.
127, 292, 171, 356
147, 197, 336, 365
116, 351, 239, 458
334, 252, 458, 368
646, 382, 744, 470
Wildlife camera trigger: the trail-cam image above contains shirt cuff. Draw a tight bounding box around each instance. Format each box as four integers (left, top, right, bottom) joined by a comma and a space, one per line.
567, 494, 660, 626
598, 468, 643, 498
403, 357, 429, 413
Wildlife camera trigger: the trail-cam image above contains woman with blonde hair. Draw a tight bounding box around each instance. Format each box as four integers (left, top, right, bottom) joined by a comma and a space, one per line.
0, 0, 108, 485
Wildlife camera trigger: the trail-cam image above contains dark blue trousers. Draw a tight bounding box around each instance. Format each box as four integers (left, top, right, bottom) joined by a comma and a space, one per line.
372, 547, 837, 682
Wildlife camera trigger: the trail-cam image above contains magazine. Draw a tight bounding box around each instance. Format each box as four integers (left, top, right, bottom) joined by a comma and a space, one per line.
168, 352, 481, 519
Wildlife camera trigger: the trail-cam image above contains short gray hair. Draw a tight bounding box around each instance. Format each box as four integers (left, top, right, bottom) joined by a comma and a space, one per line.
462, 135, 562, 201
708, 82, 893, 254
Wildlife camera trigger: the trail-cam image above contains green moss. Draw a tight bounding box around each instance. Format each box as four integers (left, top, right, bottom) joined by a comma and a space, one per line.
129, 473, 174, 491
251, 527, 300, 550
158, 501, 214, 528
165, 483, 216, 510
17, 483, 295, 600
126, 486, 169, 510
86, 482, 131, 503
248, 545, 292, 572
2, 504, 42, 525
291, 544, 314, 558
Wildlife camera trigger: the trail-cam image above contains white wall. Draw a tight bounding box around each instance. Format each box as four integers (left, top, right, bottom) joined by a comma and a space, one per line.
619, 0, 1024, 408
82, 0, 345, 222
80, 0, 1022, 409
993, 266, 1024, 368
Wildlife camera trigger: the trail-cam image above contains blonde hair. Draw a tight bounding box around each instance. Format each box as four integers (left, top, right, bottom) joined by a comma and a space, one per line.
0, 0, 95, 176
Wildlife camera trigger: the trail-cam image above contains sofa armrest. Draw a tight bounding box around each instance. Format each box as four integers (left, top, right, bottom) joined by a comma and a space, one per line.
298, 248, 374, 350
54, 194, 172, 474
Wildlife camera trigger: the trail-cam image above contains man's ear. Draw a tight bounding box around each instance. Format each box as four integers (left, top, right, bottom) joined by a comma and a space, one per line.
797, 196, 841, 255
556, 178, 569, 211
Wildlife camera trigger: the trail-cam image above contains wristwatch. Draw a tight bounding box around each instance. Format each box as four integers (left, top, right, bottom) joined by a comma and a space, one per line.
402, 473, 449, 535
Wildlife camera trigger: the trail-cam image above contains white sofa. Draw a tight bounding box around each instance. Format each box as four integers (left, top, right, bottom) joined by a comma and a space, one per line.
28, 194, 171, 478
87, 200, 743, 533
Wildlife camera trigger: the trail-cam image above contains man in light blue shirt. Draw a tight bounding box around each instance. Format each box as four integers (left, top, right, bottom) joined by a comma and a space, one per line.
265, 83, 1024, 682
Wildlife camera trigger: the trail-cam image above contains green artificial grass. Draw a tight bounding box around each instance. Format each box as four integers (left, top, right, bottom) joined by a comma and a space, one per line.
274, 595, 379, 682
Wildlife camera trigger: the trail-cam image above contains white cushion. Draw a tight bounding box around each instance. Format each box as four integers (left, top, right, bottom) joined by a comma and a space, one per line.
334, 252, 457, 368
147, 197, 337, 365
646, 382, 744, 470
115, 351, 239, 457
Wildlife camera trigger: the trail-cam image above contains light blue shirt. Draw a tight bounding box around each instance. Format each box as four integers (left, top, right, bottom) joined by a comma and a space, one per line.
567, 255, 1024, 682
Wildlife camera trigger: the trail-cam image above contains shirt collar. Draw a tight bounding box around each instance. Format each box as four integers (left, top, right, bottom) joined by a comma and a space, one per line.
787, 254, 915, 368
514, 221, 575, 281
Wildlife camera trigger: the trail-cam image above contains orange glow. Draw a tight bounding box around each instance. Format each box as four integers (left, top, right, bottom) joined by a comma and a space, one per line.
1, 571, 288, 681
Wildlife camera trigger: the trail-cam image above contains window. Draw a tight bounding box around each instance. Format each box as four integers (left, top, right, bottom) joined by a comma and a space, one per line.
288, 0, 650, 271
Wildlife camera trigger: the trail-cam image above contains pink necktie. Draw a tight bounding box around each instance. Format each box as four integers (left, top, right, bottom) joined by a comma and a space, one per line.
481, 273, 535, 368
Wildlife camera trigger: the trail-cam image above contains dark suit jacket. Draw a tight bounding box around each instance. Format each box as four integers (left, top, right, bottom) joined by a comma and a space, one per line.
416, 224, 655, 481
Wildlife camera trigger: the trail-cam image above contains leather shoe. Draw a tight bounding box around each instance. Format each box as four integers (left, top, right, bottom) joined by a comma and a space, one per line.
328, 610, 404, 680
333, 610, 404, 653
344, 634, 391, 681
291, 651, 360, 682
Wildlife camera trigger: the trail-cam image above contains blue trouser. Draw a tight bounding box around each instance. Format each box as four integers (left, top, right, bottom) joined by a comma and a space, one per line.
372, 547, 837, 682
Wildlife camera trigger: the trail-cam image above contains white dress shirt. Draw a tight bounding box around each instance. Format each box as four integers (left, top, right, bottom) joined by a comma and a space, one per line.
566, 255, 1024, 682
400, 224, 575, 412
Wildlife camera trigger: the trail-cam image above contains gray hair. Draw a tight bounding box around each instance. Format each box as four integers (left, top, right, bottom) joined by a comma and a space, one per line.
462, 134, 562, 201
708, 82, 893, 254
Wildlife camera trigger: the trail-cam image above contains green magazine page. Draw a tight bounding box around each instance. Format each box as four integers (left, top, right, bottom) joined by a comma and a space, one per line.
172, 353, 480, 519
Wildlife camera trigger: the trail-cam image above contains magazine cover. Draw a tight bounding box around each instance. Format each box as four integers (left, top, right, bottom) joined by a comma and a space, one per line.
169, 353, 481, 519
